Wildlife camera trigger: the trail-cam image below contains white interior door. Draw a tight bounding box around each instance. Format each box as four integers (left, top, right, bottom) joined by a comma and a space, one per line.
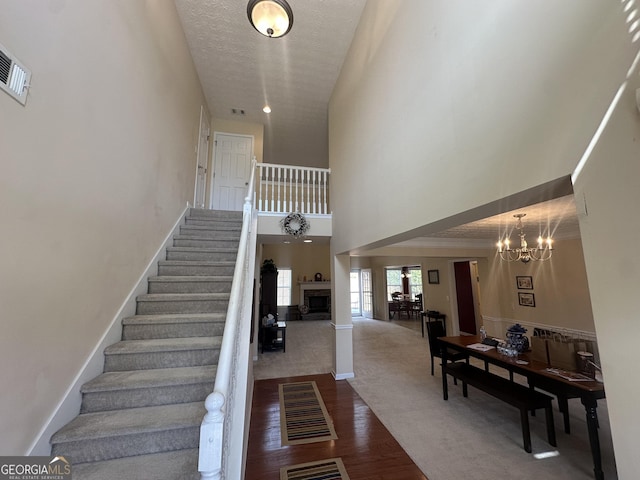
211, 133, 253, 211
361, 269, 373, 318
194, 106, 210, 209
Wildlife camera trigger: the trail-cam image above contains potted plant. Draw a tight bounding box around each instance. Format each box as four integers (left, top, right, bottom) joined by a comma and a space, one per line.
261, 259, 278, 275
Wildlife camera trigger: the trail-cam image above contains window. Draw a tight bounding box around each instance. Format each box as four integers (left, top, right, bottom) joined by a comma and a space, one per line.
386, 268, 402, 300
350, 270, 361, 315
277, 268, 292, 306
408, 267, 423, 299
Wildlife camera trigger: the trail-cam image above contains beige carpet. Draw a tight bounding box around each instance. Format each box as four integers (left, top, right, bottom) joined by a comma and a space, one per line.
254, 318, 618, 480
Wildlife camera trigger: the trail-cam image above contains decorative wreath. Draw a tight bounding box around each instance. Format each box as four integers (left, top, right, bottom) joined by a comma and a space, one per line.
280, 212, 310, 239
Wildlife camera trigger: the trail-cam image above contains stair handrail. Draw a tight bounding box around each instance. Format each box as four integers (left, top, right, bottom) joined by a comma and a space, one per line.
198, 158, 258, 479
255, 162, 331, 214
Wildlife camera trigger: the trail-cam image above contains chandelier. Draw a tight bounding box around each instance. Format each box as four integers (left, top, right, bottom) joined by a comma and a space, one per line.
497, 214, 553, 263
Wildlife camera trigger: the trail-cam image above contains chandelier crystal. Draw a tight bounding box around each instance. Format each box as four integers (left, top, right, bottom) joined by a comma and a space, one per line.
497, 214, 553, 263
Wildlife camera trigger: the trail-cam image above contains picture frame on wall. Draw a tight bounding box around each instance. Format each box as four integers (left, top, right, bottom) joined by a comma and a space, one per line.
428, 269, 440, 284
518, 292, 536, 307
516, 276, 534, 290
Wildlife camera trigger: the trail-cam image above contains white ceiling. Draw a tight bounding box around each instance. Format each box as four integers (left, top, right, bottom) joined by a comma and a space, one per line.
174, 0, 367, 168
394, 195, 581, 250
173, 1, 581, 249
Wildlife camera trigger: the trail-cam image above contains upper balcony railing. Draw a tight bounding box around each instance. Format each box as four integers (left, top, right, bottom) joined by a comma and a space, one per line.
255, 162, 331, 215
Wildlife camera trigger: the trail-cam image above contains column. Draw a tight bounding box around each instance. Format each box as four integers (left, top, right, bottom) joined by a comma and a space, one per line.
330, 253, 354, 379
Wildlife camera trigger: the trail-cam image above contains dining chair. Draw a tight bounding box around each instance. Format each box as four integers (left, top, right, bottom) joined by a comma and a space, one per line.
412, 293, 423, 318
424, 314, 467, 377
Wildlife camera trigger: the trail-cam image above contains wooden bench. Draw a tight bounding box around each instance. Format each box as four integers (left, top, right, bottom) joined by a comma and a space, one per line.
445, 362, 557, 453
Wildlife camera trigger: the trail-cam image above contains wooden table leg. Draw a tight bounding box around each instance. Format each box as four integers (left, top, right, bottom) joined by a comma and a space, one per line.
581, 396, 604, 480
558, 395, 570, 434
441, 343, 449, 401
282, 327, 286, 353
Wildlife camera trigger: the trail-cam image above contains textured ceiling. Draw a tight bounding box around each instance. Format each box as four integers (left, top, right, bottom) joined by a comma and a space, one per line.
174, 1, 581, 249
392, 195, 581, 249
174, 0, 367, 168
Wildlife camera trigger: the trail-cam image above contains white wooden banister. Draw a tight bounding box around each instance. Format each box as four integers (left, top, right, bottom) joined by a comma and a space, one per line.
255, 162, 331, 214
198, 159, 258, 480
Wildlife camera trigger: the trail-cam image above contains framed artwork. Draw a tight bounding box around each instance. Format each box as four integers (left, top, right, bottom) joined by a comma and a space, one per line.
428, 269, 440, 284
516, 276, 533, 290
518, 292, 536, 307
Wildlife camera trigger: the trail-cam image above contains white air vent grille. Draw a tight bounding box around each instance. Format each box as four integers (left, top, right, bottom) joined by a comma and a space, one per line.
0, 43, 31, 105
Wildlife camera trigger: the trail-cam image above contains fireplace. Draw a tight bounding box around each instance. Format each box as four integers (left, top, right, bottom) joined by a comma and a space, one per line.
300, 283, 332, 320
308, 294, 330, 313
303, 289, 331, 312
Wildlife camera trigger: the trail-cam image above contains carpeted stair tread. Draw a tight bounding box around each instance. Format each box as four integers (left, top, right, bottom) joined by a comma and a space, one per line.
156, 260, 236, 276
158, 260, 236, 267
71, 448, 200, 480
49, 208, 240, 472
147, 275, 233, 283
174, 234, 240, 241
188, 209, 242, 219
146, 276, 233, 294
122, 312, 226, 326
51, 402, 206, 443
136, 293, 230, 302
104, 337, 221, 355
182, 222, 242, 230
166, 246, 238, 254
81, 365, 217, 393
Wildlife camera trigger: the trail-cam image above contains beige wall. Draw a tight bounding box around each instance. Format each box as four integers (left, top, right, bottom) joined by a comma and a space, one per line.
261, 243, 331, 306
354, 238, 593, 336
329, 0, 633, 254
211, 118, 264, 164
481, 237, 594, 332
329, 0, 639, 475
0, 1, 207, 454
572, 54, 640, 476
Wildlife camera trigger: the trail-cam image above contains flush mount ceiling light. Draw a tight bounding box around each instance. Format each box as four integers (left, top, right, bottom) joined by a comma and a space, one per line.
263, 105, 271, 113
247, 0, 293, 38
497, 214, 553, 263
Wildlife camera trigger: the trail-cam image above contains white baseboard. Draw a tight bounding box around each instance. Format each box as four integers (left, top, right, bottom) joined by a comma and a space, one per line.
27, 206, 188, 455
332, 371, 355, 380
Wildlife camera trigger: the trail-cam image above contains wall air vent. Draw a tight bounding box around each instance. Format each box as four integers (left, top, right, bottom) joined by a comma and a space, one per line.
0, 43, 31, 106
231, 108, 246, 116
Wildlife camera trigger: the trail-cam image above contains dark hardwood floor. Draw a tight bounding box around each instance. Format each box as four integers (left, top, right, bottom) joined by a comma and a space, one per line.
245, 373, 428, 480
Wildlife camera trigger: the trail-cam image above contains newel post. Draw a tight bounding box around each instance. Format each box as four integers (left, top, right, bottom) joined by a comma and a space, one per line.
198, 391, 225, 480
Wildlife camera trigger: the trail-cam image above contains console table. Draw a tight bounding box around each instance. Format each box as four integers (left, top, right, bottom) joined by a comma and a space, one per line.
260, 321, 287, 353
439, 335, 606, 480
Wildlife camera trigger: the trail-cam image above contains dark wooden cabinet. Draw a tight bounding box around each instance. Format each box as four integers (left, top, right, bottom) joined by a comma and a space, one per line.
260, 270, 278, 318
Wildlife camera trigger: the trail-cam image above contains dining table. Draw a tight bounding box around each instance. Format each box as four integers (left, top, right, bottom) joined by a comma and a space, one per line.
438, 335, 607, 480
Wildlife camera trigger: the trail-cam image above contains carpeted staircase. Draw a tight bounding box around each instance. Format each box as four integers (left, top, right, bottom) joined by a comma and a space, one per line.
50, 208, 242, 480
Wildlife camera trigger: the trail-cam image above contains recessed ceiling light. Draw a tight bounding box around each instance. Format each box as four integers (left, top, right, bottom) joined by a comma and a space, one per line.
263, 105, 271, 113
303, 239, 312, 243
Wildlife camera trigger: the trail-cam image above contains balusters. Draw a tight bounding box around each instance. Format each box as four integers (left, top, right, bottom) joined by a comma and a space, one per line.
252, 163, 330, 214
276, 167, 281, 212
